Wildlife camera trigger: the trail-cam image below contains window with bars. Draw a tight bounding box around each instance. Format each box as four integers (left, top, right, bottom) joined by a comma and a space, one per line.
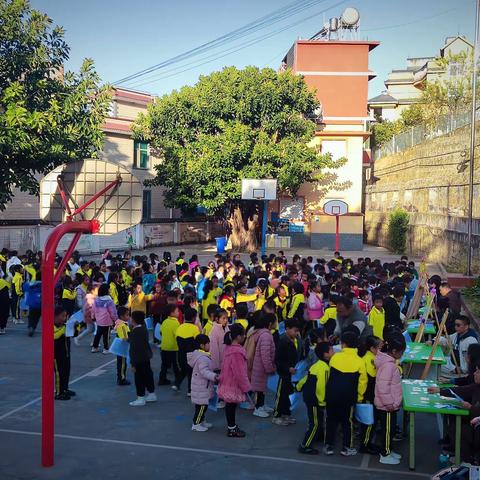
142, 190, 152, 221
134, 140, 149, 169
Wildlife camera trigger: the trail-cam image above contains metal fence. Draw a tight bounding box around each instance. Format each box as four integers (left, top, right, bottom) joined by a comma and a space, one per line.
373, 110, 476, 161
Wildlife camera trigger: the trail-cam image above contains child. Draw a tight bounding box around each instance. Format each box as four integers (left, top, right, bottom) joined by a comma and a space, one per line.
375, 331, 406, 465
128, 311, 157, 406
297, 342, 333, 455
273, 318, 301, 426
23, 271, 41, 337
61, 277, 77, 317
358, 335, 383, 454
218, 323, 251, 437
357, 290, 370, 315
128, 282, 153, 315
219, 285, 235, 319
54, 305, 75, 400
0, 275, 10, 334
320, 294, 337, 338
202, 304, 218, 335
306, 281, 324, 327
11, 264, 24, 324
115, 306, 131, 386
287, 282, 305, 323
75, 283, 96, 346
208, 308, 229, 373
187, 334, 219, 432
91, 283, 117, 353
324, 330, 367, 456
250, 313, 276, 418
235, 302, 249, 331
159, 304, 181, 386
368, 296, 385, 340
175, 307, 200, 393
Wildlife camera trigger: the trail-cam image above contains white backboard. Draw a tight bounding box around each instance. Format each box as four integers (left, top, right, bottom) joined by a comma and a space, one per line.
40, 159, 143, 235
323, 199, 348, 216
241, 179, 277, 200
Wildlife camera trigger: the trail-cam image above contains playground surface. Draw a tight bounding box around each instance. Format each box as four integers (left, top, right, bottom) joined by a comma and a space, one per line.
1, 322, 441, 480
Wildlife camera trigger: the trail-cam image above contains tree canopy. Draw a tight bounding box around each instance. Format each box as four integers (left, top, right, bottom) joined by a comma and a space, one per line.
0, 0, 111, 209
134, 66, 345, 216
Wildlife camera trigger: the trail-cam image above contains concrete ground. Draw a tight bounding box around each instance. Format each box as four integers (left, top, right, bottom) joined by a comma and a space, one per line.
1, 320, 443, 480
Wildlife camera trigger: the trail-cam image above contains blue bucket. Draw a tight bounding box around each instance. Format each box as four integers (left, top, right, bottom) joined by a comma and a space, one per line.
215, 237, 227, 254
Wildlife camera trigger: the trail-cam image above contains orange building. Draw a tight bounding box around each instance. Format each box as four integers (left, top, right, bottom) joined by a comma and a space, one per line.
275, 36, 379, 250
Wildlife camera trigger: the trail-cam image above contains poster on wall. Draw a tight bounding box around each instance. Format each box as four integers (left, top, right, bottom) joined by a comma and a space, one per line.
143, 224, 174, 248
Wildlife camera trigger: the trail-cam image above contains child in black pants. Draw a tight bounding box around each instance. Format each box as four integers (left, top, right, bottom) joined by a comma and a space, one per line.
54, 305, 75, 400
273, 319, 301, 426
115, 306, 131, 386
0, 277, 10, 334
128, 311, 156, 406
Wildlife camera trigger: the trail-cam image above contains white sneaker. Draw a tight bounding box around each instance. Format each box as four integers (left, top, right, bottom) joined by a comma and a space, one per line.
201, 421, 213, 428
91, 347, 100, 353
129, 397, 146, 406
261, 405, 274, 413
171, 385, 179, 391
253, 408, 270, 418
341, 447, 357, 457
102, 348, 110, 355
0, 328, 5, 335
272, 417, 289, 426
187, 392, 191, 397
390, 451, 402, 460
17, 319, 25, 324
73, 338, 80, 346
282, 415, 296, 424
145, 392, 157, 402
379, 454, 400, 465
217, 401, 225, 409
191, 423, 208, 432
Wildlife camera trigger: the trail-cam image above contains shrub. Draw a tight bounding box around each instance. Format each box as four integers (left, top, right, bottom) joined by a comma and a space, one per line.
388, 209, 409, 254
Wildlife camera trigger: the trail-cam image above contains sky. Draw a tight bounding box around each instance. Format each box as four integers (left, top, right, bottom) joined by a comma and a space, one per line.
30, 0, 474, 98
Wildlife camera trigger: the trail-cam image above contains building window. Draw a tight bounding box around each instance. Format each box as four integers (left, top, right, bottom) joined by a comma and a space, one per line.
142, 190, 152, 221
448, 62, 464, 77
134, 141, 149, 169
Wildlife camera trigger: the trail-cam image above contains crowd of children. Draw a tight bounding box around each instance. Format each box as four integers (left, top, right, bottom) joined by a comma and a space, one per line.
2, 247, 479, 466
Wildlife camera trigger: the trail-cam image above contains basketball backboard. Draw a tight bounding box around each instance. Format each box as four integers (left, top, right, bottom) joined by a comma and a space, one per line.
323, 199, 348, 216
241, 179, 277, 200
40, 159, 143, 235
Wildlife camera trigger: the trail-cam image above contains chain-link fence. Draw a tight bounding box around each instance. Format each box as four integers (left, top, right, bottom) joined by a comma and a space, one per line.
373, 110, 476, 160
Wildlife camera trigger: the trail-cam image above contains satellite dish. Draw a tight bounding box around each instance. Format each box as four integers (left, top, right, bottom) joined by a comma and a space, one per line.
341, 7, 360, 26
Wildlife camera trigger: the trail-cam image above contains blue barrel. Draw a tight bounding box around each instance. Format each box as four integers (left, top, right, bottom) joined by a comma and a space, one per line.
215, 237, 227, 253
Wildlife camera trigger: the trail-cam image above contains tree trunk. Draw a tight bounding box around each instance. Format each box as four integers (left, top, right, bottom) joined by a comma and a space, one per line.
227, 202, 260, 253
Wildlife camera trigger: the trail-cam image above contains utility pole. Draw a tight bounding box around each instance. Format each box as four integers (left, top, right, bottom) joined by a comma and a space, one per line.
467, 0, 480, 276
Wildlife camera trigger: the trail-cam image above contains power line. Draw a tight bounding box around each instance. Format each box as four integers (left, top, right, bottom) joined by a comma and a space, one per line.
125, 0, 347, 90
115, 0, 326, 85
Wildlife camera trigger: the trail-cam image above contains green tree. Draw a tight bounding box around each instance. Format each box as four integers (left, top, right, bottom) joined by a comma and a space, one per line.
388, 208, 409, 254
0, 0, 111, 209
134, 66, 347, 251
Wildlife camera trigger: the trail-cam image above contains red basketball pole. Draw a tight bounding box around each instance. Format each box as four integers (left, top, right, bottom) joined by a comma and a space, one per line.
335, 215, 340, 251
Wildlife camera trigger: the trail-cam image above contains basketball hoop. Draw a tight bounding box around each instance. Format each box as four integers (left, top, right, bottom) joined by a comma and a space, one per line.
323, 199, 349, 251
40, 159, 142, 467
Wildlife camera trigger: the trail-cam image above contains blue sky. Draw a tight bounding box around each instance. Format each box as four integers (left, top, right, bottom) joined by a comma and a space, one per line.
31, 0, 474, 97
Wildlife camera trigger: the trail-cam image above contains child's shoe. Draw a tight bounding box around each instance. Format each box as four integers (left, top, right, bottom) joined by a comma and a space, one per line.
282, 415, 296, 424
129, 397, 146, 406
171, 385, 179, 392
54, 392, 70, 401
192, 423, 209, 432
217, 400, 225, 409
261, 405, 274, 413
91, 347, 100, 353
379, 454, 400, 465
145, 392, 157, 402
65, 389, 76, 397
73, 337, 80, 346
298, 444, 319, 455
271, 417, 289, 426
253, 408, 270, 418
0, 328, 5, 334
390, 451, 402, 459
340, 447, 357, 456
323, 445, 334, 455
227, 426, 246, 438
102, 348, 110, 355
201, 421, 213, 429
117, 379, 131, 386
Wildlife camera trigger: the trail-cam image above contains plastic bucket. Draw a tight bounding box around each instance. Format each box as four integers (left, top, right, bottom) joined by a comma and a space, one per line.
215, 237, 227, 253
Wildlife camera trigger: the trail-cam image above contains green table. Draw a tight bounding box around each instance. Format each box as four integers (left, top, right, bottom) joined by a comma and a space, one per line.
402, 379, 469, 470
401, 342, 445, 365
407, 321, 436, 335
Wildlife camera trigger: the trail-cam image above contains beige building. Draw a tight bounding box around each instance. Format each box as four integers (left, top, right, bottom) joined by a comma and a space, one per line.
369, 36, 473, 121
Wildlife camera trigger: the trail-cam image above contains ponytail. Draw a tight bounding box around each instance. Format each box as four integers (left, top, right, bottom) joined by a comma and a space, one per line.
382, 331, 406, 354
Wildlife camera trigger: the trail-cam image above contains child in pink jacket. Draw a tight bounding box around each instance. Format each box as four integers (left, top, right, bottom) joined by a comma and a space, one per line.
208, 308, 229, 372
374, 332, 406, 465
218, 323, 251, 438
91, 283, 117, 353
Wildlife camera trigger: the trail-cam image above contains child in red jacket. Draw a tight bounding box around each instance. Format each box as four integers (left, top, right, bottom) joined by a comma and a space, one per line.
218, 323, 251, 438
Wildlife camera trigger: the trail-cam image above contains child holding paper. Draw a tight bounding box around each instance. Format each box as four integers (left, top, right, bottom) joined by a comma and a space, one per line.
115, 306, 131, 386
187, 334, 219, 432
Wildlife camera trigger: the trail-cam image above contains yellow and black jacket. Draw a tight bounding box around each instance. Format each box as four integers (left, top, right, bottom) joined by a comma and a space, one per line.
160, 316, 180, 351
62, 288, 77, 316
202, 319, 214, 336
320, 305, 337, 325
287, 293, 305, 320
54, 324, 70, 359
362, 350, 377, 403
109, 282, 119, 306
297, 359, 330, 407
274, 296, 288, 321
176, 322, 200, 353
115, 321, 130, 340
326, 347, 367, 407
23, 264, 37, 282
12, 272, 23, 297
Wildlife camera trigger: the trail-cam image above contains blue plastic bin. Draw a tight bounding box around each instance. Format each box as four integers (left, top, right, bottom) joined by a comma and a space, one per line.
215, 236, 227, 253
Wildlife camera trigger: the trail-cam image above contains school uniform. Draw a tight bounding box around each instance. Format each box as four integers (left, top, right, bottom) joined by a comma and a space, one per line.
325, 348, 367, 450
11, 271, 23, 320
219, 295, 234, 318
175, 322, 200, 391
54, 324, 71, 397
159, 315, 180, 384
297, 359, 330, 448
62, 288, 77, 317
0, 278, 10, 329
128, 292, 153, 315
320, 305, 337, 337
115, 320, 130, 383
360, 350, 377, 450
129, 324, 154, 397
368, 307, 385, 339
274, 333, 300, 418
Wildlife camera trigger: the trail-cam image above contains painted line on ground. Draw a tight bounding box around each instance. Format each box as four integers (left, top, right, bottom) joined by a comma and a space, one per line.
0, 358, 116, 421
360, 453, 370, 469
0, 428, 429, 478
